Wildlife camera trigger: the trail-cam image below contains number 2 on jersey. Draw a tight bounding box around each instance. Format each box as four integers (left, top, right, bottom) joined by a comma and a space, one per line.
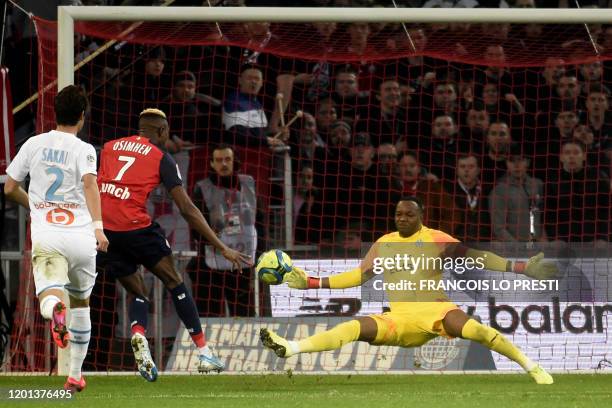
45, 167, 64, 201
114, 155, 136, 181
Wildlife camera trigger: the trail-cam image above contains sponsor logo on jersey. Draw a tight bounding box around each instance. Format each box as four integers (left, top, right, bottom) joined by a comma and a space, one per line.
46, 208, 75, 225
100, 182, 131, 200
33, 201, 81, 210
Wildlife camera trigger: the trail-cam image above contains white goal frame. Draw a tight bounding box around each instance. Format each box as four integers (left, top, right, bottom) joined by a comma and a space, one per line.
50, 5, 612, 376
57, 6, 612, 89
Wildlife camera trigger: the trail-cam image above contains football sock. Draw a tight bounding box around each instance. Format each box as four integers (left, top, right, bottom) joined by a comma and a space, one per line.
129, 296, 149, 336
168, 283, 206, 348
461, 319, 535, 372
297, 320, 361, 353
199, 344, 213, 357
40, 295, 61, 320
68, 307, 91, 380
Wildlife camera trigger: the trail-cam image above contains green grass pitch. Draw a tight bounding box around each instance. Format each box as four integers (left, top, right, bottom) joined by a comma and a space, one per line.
0, 374, 609, 408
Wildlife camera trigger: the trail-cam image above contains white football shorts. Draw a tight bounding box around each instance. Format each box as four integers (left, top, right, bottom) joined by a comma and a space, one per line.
31, 229, 97, 299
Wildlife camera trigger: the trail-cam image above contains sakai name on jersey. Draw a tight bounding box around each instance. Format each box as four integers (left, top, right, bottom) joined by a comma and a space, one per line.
41, 148, 69, 165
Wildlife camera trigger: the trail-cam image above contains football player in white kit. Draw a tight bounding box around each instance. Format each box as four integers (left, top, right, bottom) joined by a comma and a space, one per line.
4, 85, 109, 392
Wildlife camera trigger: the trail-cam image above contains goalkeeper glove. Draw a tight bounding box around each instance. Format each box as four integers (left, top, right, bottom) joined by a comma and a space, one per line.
283, 266, 321, 289
521, 252, 559, 280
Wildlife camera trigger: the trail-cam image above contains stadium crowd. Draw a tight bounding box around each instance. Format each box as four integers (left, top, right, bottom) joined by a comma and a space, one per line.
72, 21, 612, 251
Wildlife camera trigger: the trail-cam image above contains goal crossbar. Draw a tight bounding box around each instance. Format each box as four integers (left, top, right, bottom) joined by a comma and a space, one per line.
57, 6, 612, 88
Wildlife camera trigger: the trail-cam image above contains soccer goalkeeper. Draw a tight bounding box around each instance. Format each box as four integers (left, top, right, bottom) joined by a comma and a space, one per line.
260, 196, 557, 384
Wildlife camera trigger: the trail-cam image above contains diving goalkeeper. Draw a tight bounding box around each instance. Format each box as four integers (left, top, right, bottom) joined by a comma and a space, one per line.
260, 196, 557, 384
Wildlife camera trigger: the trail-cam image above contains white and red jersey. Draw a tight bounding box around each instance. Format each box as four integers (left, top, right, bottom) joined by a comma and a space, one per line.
6, 130, 98, 236
97, 135, 182, 232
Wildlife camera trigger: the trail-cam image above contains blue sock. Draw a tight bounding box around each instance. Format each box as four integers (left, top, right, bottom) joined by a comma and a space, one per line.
168, 283, 204, 345
129, 296, 149, 336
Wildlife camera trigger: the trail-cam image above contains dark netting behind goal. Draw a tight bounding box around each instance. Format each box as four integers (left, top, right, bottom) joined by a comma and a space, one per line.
7, 17, 611, 374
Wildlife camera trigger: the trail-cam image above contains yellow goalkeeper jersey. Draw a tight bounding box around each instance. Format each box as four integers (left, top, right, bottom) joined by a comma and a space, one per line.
364, 226, 459, 312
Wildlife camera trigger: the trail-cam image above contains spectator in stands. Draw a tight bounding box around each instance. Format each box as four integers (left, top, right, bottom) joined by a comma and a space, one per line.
554, 110, 579, 142
481, 121, 512, 193
448, 153, 492, 242
598, 24, 612, 52
315, 98, 338, 144
572, 124, 606, 170
573, 124, 595, 149
511, 0, 540, 47
291, 112, 328, 179
126, 46, 170, 128
293, 164, 324, 245
222, 66, 283, 147
188, 145, 256, 317
581, 83, 612, 147
479, 83, 525, 124
578, 59, 603, 91
554, 74, 581, 111
161, 70, 221, 148
475, 45, 514, 94
532, 57, 566, 116
377, 143, 403, 191
462, 100, 490, 152
480, 24, 511, 44
213, 20, 295, 138
346, 22, 371, 57
418, 114, 468, 182
535, 110, 578, 180
330, 132, 399, 240
543, 57, 566, 87
432, 81, 460, 118
398, 151, 458, 234
326, 120, 352, 171
365, 78, 407, 147
333, 65, 369, 123
295, 23, 337, 103
544, 140, 610, 242
489, 146, 546, 242
328, 120, 351, 150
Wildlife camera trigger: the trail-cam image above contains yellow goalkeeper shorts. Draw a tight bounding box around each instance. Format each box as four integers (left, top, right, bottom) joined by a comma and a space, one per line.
370, 302, 460, 348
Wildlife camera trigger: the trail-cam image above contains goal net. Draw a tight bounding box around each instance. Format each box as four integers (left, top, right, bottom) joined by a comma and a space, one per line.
6, 7, 612, 374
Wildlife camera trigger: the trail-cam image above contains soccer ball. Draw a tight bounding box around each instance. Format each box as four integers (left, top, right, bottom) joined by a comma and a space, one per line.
256, 250, 292, 285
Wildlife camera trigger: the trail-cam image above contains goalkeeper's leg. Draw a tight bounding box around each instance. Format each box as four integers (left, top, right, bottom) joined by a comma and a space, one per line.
260, 317, 376, 358
442, 309, 553, 384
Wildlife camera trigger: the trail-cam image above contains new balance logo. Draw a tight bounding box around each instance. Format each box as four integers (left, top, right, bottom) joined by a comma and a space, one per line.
101, 182, 131, 200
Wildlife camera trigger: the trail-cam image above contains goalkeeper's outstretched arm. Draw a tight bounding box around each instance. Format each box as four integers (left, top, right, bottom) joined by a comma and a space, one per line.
285, 265, 376, 290
447, 244, 558, 280
284, 246, 378, 290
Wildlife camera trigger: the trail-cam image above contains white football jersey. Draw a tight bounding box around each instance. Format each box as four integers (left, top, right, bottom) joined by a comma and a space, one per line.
6, 130, 97, 235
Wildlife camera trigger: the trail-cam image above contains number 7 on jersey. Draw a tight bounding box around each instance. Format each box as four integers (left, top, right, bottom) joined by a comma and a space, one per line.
113, 156, 136, 181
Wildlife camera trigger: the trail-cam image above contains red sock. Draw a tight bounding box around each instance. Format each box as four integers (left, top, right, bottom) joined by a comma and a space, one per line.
191, 331, 206, 348
131, 324, 146, 336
